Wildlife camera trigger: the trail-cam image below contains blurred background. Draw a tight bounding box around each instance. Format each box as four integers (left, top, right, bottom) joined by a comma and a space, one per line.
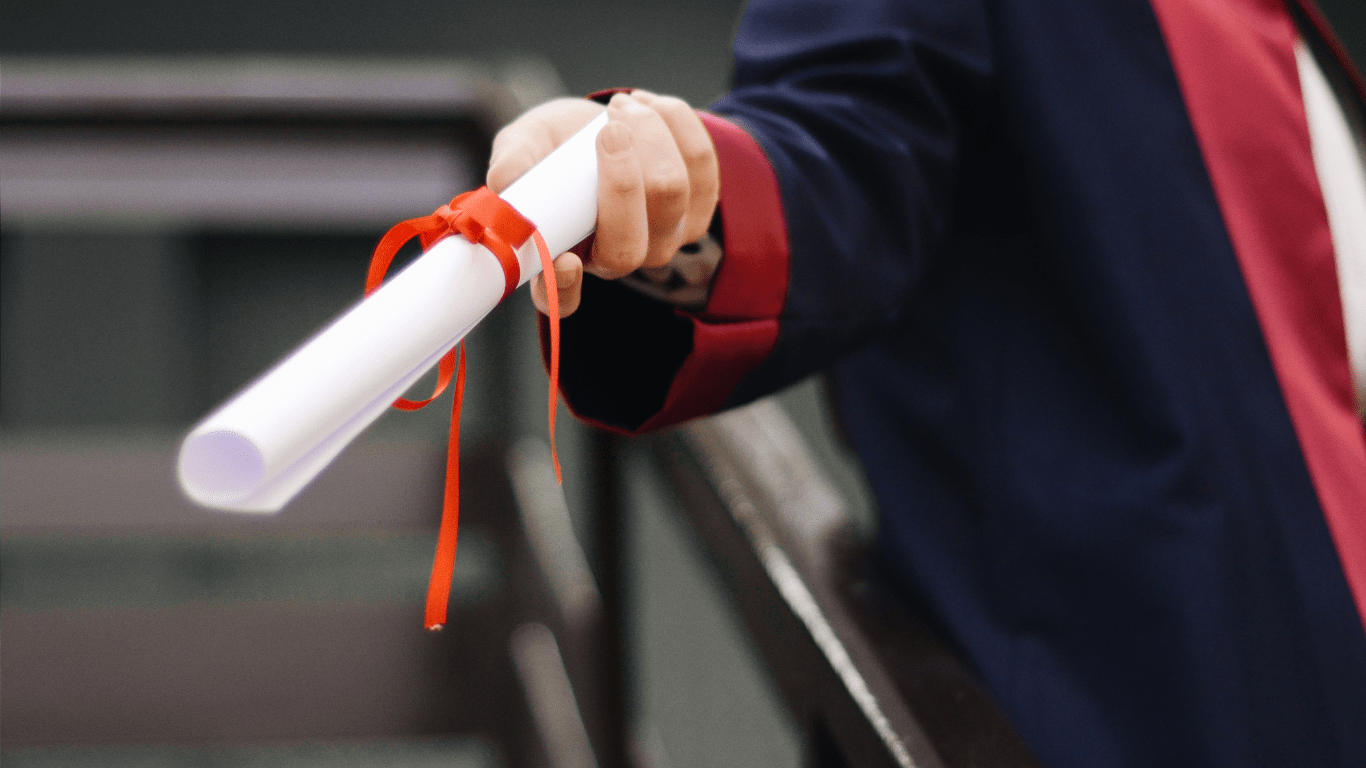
2, 2, 1363, 768
0, 2, 807, 767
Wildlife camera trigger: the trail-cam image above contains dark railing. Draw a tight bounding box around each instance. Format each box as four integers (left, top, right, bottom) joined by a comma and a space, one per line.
647, 399, 1041, 768
500, 396, 1042, 768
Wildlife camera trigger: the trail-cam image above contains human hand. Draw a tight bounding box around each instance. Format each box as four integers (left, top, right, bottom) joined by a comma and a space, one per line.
486, 91, 720, 317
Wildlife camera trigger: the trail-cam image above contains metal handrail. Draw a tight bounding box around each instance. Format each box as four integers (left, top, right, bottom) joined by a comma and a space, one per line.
652, 398, 1040, 768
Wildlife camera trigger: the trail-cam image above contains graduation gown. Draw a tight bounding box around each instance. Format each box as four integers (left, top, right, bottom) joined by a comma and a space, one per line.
554, 0, 1366, 764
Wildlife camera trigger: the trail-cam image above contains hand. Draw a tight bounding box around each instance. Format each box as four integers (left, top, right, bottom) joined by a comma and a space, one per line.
486, 91, 720, 317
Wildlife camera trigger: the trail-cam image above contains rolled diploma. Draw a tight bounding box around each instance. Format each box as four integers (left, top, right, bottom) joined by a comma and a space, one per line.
178, 111, 609, 512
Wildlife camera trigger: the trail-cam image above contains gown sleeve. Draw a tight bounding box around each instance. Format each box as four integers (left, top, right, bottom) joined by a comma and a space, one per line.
553, 0, 993, 433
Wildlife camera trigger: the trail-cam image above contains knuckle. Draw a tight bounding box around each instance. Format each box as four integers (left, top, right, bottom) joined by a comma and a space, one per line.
592, 244, 643, 279
606, 174, 641, 198
649, 171, 689, 210
655, 167, 690, 198
653, 95, 691, 119
681, 141, 715, 169
589, 261, 630, 280
642, 241, 681, 269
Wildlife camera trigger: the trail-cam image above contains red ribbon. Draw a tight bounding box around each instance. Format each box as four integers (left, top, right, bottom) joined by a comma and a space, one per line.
367, 185, 561, 630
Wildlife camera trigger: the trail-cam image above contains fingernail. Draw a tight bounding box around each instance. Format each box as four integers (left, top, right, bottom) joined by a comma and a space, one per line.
600, 122, 631, 157
558, 262, 580, 287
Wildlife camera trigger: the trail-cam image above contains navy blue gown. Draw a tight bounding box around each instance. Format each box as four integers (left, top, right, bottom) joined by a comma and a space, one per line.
553, 1, 1366, 764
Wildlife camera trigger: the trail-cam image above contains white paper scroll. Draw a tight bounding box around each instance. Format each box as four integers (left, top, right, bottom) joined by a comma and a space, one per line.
178, 112, 609, 512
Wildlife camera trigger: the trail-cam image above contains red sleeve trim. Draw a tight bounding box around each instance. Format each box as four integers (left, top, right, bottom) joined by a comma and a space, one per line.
568, 112, 791, 434
698, 112, 791, 323
1150, 0, 1366, 628
586, 88, 634, 104
634, 317, 782, 431
631, 113, 791, 429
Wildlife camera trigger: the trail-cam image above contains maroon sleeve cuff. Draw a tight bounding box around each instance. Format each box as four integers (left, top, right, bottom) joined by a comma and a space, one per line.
696, 113, 790, 323
621, 113, 791, 432
548, 111, 791, 434
628, 112, 792, 431
586, 88, 634, 103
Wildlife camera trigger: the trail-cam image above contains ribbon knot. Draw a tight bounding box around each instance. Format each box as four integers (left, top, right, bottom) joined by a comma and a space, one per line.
438, 205, 483, 244
368, 185, 561, 630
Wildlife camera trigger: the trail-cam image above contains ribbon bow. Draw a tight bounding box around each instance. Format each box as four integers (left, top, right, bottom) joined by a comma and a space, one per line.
368, 185, 561, 630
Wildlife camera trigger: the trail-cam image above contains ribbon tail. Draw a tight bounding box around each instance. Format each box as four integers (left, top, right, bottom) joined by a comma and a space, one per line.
367, 215, 443, 295
395, 346, 456, 411
533, 231, 563, 485
424, 342, 467, 630
372, 188, 559, 628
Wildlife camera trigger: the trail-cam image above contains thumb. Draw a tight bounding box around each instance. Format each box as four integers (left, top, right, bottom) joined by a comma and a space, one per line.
531, 252, 584, 318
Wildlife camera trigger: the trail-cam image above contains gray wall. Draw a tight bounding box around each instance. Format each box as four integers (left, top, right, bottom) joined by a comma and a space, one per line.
0, 0, 748, 107
2, 0, 1362, 107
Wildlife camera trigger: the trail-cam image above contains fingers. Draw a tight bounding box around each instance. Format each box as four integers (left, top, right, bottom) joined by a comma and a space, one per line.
487, 91, 719, 317
531, 252, 584, 318
602, 92, 691, 268
632, 92, 720, 247
590, 120, 650, 279
487, 98, 605, 193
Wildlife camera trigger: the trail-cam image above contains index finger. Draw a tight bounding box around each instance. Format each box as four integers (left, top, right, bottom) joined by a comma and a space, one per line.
487, 99, 606, 193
